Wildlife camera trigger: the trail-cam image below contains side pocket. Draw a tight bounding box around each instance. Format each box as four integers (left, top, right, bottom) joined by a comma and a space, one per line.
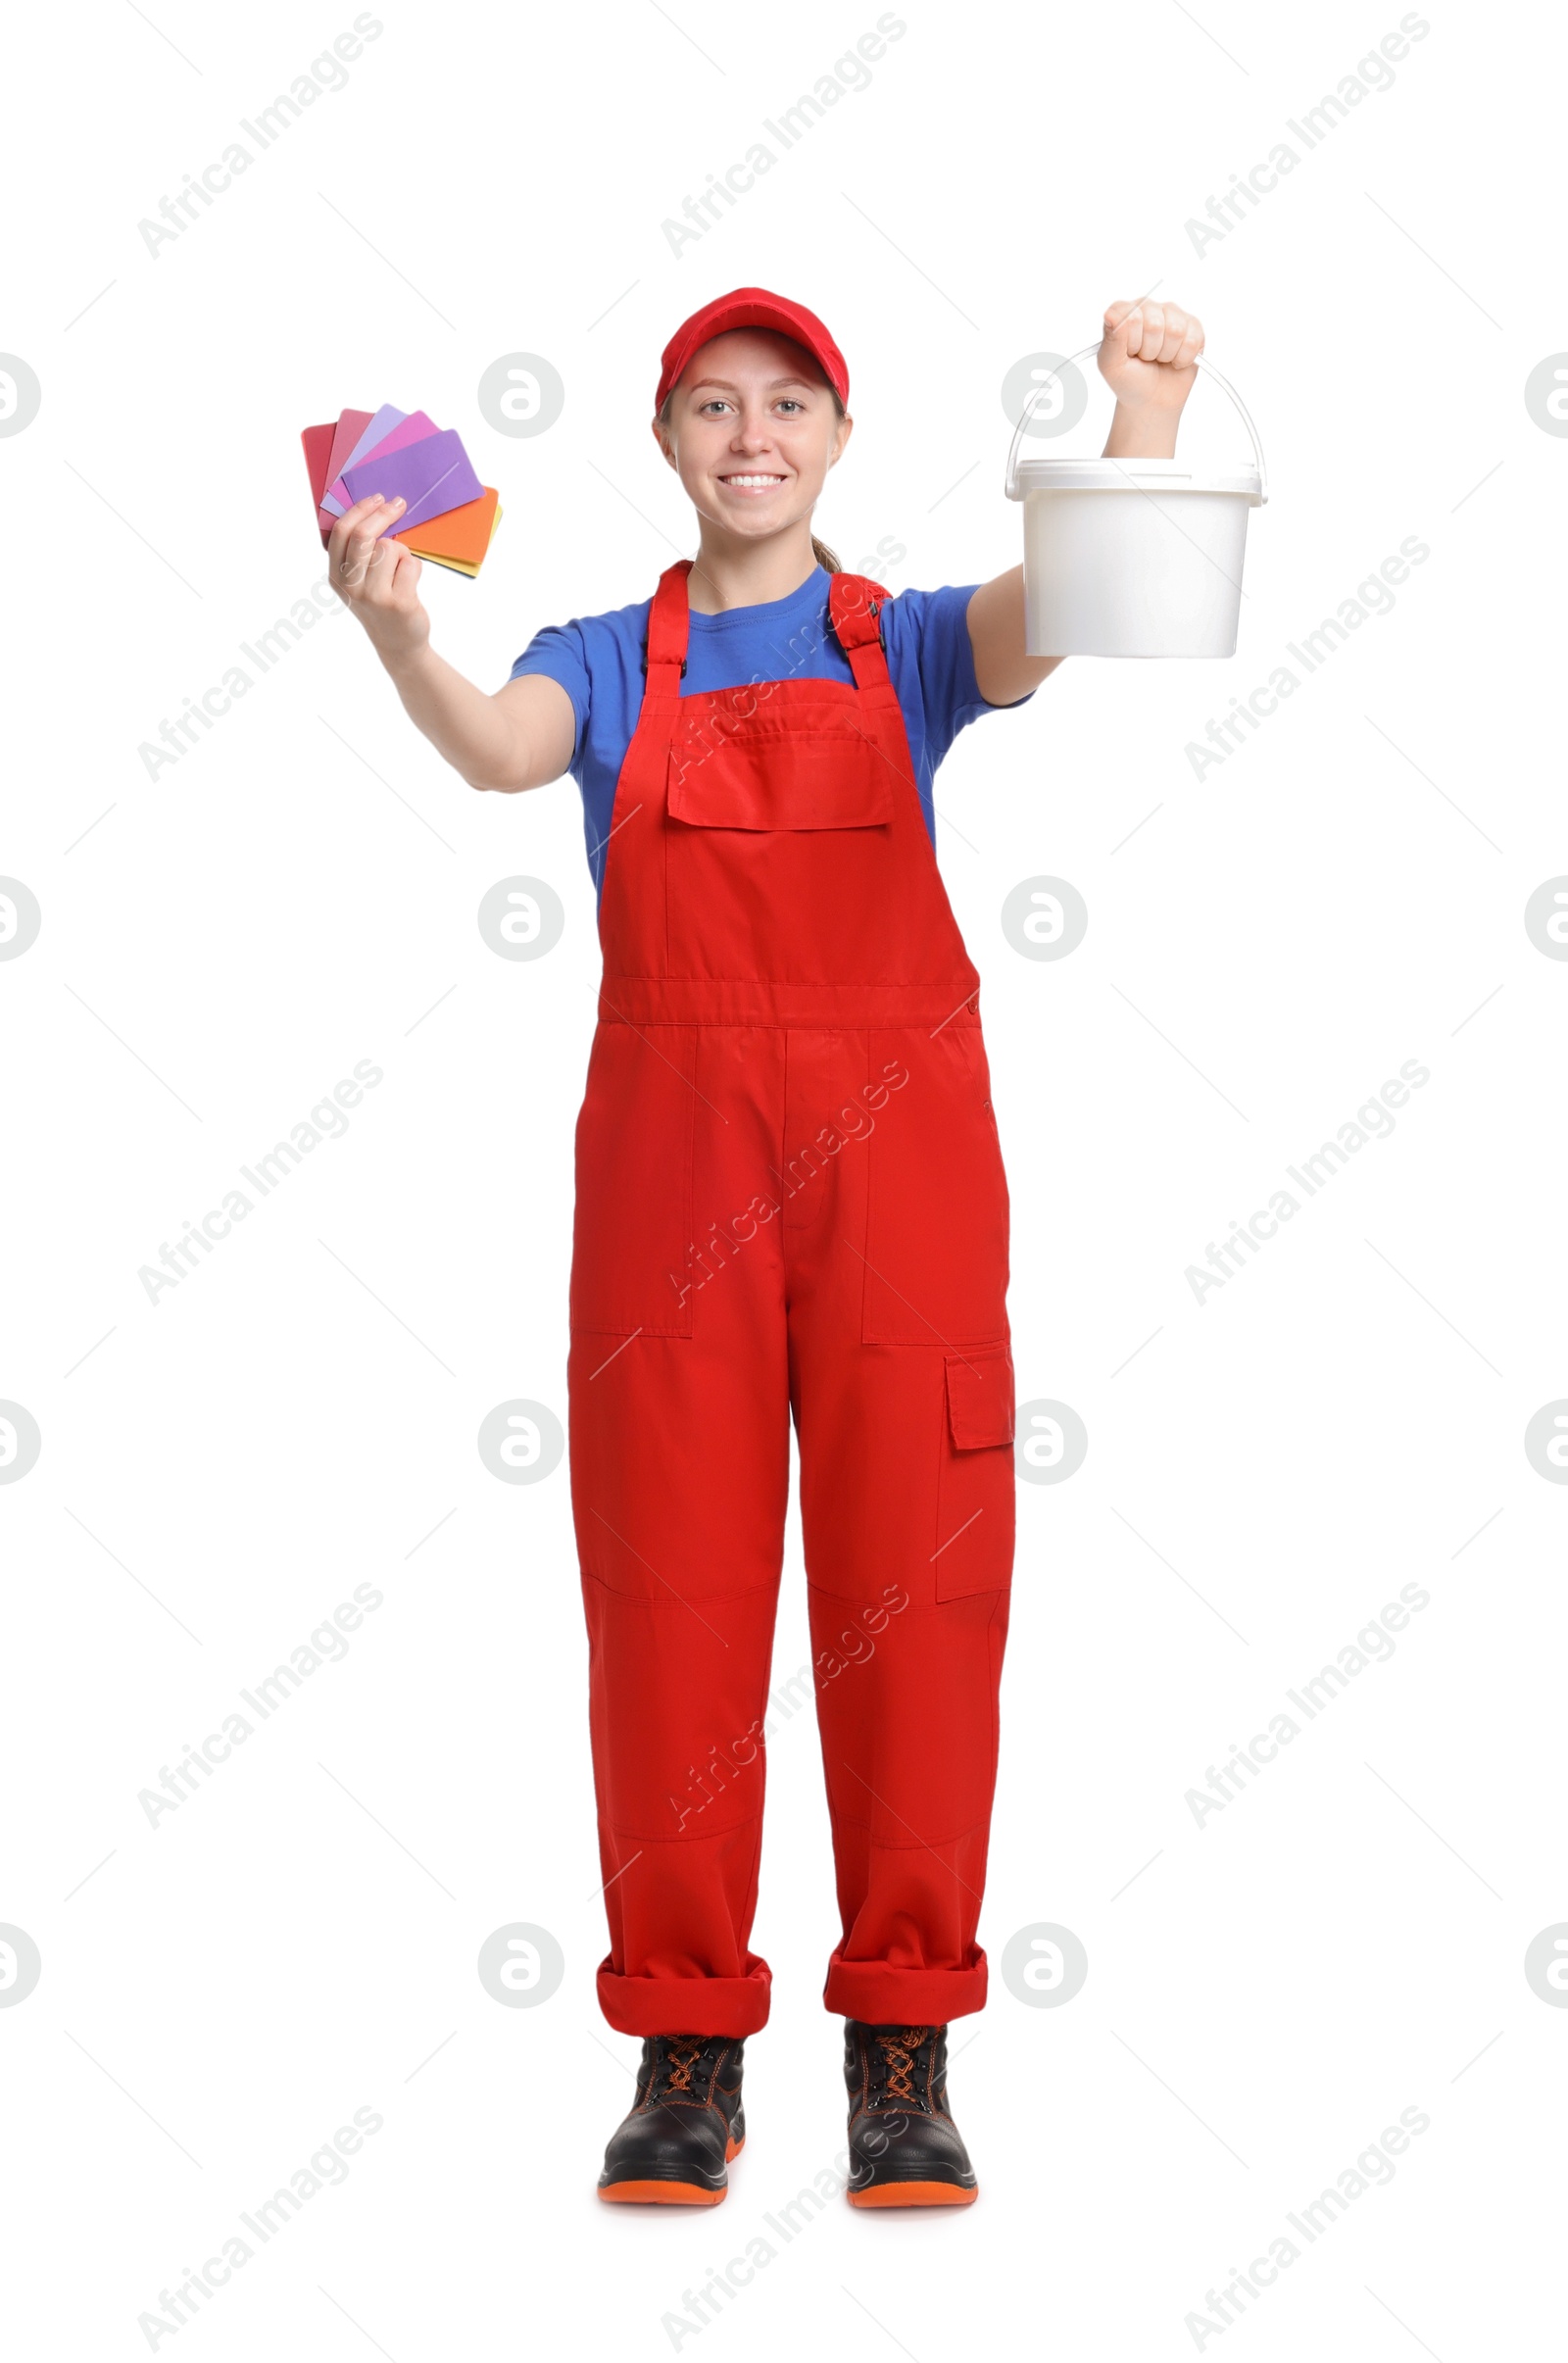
568, 1022, 696, 1337
934, 1346, 1015, 1602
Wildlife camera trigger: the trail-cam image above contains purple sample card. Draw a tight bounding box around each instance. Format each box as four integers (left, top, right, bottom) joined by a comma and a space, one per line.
340, 429, 482, 534
323, 409, 438, 517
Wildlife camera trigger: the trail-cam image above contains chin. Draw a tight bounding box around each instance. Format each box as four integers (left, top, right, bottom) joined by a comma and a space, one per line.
704, 516, 771, 543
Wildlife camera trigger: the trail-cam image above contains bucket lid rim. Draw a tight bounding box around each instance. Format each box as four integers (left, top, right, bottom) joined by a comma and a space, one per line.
1009, 455, 1264, 501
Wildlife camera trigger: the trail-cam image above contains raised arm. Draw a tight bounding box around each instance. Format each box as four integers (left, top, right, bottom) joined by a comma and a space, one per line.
966, 299, 1205, 705
326, 493, 576, 793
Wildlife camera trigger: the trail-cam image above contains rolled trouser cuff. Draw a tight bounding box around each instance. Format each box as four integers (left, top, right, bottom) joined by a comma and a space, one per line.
597, 1954, 772, 2038
823, 1948, 988, 2026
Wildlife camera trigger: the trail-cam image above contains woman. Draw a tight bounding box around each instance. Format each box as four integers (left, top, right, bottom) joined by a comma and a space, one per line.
329, 286, 1205, 2208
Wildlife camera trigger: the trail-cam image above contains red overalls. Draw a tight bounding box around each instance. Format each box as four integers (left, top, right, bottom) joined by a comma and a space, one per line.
567, 560, 1015, 2037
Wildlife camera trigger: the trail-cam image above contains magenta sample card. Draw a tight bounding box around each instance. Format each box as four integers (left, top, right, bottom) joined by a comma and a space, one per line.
323, 410, 438, 517
341, 430, 482, 533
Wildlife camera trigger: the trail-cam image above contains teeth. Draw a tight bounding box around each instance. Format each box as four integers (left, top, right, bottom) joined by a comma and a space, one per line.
722, 474, 784, 487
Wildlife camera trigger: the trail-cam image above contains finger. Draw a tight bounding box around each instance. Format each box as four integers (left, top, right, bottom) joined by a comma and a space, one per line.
1102, 298, 1138, 334
1132, 302, 1165, 360
336, 527, 382, 595
1155, 305, 1189, 365
326, 492, 389, 575
353, 529, 406, 602
336, 491, 388, 531
390, 545, 424, 604
334, 492, 404, 551
1103, 309, 1142, 366
363, 533, 421, 607
350, 495, 408, 552
337, 498, 408, 592
328, 512, 375, 591
1173, 315, 1205, 369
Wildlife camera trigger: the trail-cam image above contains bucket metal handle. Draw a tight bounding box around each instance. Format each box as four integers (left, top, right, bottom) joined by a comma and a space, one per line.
1004, 338, 1268, 505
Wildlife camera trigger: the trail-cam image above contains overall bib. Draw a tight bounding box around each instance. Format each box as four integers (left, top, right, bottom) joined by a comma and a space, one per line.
567, 561, 1015, 2037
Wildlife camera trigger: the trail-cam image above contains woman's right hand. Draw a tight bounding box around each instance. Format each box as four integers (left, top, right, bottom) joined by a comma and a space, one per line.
326, 493, 431, 665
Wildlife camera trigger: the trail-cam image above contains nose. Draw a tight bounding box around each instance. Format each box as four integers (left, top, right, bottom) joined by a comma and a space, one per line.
728, 408, 775, 453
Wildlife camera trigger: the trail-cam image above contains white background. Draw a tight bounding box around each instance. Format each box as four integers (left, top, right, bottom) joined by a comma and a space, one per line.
3, 0, 1564, 2354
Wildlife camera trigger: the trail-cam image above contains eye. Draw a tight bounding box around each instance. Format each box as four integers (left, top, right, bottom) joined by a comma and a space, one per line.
775, 399, 805, 416
698, 398, 734, 418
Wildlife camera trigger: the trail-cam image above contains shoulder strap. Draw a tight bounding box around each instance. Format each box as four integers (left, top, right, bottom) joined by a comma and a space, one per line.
641, 559, 692, 685
829, 572, 893, 693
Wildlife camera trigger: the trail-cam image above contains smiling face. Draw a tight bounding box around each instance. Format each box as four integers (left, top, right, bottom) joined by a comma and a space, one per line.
655, 327, 852, 549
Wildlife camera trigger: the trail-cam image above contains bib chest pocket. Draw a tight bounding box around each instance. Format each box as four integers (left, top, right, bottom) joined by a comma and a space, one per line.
664, 717, 899, 986
668, 712, 895, 830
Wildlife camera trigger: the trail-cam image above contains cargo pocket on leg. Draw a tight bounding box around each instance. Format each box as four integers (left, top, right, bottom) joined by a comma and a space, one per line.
934, 1346, 1015, 1602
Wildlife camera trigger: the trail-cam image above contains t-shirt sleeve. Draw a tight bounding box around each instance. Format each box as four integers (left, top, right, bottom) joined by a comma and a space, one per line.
882, 582, 1036, 773
509, 621, 591, 765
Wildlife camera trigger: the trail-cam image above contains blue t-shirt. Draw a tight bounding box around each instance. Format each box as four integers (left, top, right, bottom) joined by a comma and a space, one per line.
509, 566, 1031, 893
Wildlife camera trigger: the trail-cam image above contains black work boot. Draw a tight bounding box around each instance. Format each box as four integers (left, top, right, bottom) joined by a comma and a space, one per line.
597, 2035, 746, 2205
843, 2021, 978, 2207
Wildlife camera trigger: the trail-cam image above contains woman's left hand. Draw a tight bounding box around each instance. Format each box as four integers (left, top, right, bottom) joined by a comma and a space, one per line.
1099, 299, 1205, 414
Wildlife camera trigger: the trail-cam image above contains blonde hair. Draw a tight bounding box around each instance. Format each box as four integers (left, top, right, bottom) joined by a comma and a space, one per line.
657, 387, 844, 574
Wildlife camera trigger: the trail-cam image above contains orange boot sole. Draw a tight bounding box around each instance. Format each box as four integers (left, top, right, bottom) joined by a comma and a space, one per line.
598, 2134, 744, 2206
848, 2178, 978, 2208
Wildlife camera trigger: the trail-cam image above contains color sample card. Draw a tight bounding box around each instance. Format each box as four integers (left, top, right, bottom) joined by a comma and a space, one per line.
399, 493, 503, 576
403, 505, 503, 577
340, 429, 483, 531
318, 409, 371, 532
327, 404, 407, 504
301, 422, 335, 512
393, 485, 499, 567
322, 410, 436, 517
299, 407, 500, 578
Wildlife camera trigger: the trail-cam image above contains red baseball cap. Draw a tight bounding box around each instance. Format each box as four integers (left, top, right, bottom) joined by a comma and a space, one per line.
655, 287, 849, 415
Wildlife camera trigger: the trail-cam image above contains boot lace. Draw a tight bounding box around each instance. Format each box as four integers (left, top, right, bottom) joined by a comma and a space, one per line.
867, 2026, 932, 2109
646, 2035, 715, 2103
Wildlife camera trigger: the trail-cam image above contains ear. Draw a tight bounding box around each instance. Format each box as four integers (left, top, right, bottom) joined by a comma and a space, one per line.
830, 411, 854, 467
651, 417, 677, 468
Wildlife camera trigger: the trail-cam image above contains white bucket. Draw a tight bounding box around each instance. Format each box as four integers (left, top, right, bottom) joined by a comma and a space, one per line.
1004, 343, 1267, 658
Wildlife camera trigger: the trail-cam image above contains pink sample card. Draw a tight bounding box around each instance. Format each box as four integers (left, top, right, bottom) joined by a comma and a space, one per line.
318, 408, 371, 532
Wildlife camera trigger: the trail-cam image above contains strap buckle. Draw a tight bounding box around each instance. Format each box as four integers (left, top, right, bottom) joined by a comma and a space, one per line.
831, 587, 886, 658
639, 634, 686, 677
